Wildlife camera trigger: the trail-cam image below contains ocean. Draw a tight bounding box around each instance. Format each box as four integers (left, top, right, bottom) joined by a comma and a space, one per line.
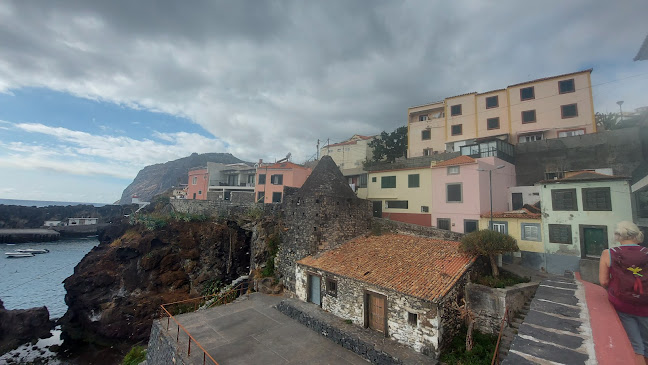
0, 238, 99, 319
0, 198, 108, 207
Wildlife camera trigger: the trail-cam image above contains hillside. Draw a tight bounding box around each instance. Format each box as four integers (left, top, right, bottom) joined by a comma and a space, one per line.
118, 152, 244, 204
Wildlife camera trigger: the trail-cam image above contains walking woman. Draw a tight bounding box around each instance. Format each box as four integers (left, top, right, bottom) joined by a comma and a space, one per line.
600, 221, 648, 365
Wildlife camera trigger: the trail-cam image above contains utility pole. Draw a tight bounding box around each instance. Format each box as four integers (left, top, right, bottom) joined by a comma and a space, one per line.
317, 139, 320, 160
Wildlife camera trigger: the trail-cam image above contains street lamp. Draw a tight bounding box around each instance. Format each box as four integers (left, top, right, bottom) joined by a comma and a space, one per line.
617, 101, 624, 123
477, 165, 506, 231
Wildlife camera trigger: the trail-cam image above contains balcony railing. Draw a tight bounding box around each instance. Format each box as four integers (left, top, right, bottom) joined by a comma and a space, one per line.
460, 140, 515, 164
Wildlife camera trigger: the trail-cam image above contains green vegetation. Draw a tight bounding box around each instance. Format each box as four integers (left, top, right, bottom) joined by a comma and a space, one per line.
440, 326, 498, 365
129, 211, 210, 230
261, 232, 280, 277
344, 319, 353, 324
460, 230, 519, 277
366, 126, 408, 163
122, 345, 146, 365
474, 270, 530, 288
245, 205, 264, 220
201, 278, 223, 296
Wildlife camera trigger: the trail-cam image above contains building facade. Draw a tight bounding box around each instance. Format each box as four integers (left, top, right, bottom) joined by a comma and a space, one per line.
320, 135, 376, 171
254, 161, 312, 203
408, 69, 596, 157
187, 168, 209, 200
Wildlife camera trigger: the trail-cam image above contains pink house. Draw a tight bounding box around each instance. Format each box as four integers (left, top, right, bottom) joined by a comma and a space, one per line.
254, 162, 312, 203
187, 168, 209, 200
430, 155, 516, 233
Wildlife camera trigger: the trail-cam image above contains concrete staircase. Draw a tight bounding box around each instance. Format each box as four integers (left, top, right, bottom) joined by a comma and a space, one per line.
496, 299, 532, 363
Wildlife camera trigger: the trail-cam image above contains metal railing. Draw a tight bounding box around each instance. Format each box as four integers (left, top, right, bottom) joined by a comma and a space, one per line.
159, 281, 249, 365
491, 306, 511, 365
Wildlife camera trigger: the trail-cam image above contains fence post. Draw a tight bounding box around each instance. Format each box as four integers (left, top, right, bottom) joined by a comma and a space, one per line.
188, 337, 191, 356
177, 325, 180, 342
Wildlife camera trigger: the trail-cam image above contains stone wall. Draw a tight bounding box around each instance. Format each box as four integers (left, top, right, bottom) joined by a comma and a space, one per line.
295, 264, 440, 357
515, 127, 647, 186
465, 282, 539, 334
372, 217, 464, 241
279, 194, 372, 291
146, 320, 190, 365
170, 199, 281, 217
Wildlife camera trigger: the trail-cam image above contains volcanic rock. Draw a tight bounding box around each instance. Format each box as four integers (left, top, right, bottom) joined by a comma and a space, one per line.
0, 299, 54, 354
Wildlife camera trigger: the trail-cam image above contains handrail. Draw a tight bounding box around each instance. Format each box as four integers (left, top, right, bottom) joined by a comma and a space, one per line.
491, 306, 510, 365
158, 280, 248, 364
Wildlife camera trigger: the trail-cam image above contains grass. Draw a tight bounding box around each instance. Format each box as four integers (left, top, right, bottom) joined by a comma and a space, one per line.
122, 345, 146, 365
439, 326, 498, 365
474, 271, 530, 288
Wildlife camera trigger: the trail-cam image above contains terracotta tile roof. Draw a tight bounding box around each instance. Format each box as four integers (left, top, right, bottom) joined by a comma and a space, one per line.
431, 155, 476, 168
540, 171, 630, 184
323, 135, 375, 148
507, 69, 593, 88
298, 234, 475, 302
481, 208, 541, 219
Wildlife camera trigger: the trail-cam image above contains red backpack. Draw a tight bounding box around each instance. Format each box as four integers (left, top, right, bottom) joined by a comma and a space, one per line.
609, 245, 648, 305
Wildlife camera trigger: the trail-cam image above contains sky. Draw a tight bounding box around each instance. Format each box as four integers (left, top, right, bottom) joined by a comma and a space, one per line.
0, 0, 646, 204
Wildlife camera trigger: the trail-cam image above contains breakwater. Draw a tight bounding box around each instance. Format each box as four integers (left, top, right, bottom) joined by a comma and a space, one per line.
0, 229, 60, 243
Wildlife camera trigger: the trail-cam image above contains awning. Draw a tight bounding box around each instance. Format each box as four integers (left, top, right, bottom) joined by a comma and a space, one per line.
474, 134, 509, 143
517, 128, 550, 136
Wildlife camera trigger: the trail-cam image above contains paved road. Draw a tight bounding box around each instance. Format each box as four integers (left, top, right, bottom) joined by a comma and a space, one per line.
175, 293, 367, 365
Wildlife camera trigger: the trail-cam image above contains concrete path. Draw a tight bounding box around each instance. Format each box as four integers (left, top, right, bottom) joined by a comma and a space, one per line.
174, 293, 367, 365
502, 274, 597, 364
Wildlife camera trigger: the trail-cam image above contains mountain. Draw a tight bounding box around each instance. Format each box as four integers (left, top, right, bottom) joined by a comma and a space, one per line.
118, 152, 244, 204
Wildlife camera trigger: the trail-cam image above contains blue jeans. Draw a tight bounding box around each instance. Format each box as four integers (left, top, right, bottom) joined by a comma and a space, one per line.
617, 310, 648, 356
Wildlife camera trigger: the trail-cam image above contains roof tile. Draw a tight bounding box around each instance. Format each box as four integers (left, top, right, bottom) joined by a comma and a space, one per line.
431, 155, 476, 168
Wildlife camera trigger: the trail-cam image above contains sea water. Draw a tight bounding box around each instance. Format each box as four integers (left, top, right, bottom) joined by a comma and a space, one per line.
0, 238, 99, 319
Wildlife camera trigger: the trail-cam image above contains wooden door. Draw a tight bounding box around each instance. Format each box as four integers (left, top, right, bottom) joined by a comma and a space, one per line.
367, 294, 385, 333
581, 225, 608, 258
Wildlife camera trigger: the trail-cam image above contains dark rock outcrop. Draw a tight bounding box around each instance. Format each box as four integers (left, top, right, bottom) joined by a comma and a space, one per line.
0, 204, 137, 229
119, 152, 244, 204
0, 299, 54, 354
59, 219, 253, 347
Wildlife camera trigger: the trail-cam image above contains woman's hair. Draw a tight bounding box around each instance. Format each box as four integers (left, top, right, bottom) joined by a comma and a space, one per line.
615, 221, 644, 243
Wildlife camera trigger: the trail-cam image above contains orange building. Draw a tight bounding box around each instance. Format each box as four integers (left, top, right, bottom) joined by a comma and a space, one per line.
254, 162, 312, 203
187, 168, 209, 200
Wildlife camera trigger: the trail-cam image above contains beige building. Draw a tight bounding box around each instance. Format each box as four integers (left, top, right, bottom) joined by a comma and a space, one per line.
320, 134, 376, 170
408, 69, 597, 157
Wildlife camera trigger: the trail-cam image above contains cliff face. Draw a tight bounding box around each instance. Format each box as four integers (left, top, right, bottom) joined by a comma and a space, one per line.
59, 219, 252, 346
0, 204, 136, 229
118, 152, 244, 204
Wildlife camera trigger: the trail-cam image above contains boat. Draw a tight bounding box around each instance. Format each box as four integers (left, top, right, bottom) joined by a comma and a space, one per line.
5, 252, 35, 258
15, 249, 50, 254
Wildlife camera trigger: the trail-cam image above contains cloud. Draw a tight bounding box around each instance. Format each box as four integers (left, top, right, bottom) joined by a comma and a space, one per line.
0, 0, 646, 165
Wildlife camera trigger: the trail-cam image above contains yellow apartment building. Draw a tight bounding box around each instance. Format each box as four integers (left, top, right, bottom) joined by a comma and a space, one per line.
408, 69, 596, 157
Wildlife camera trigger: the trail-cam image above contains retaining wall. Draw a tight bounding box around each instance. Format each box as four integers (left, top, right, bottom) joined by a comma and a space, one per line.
466, 281, 538, 334
146, 320, 190, 365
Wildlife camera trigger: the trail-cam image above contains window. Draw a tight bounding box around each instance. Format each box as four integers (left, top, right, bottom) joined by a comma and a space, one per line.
359, 174, 368, 188
637, 191, 648, 219
272, 192, 282, 203
447, 166, 460, 175
561, 103, 578, 118
559, 79, 575, 94
518, 134, 543, 143
371, 177, 377, 182
558, 129, 585, 138
582, 187, 612, 211
326, 278, 337, 297
381, 176, 396, 188
257, 191, 265, 203
549, 224, 572, 244
521, 223, 541, 241
464, 220, 479, 233
421, 130, 431, 140
192, 176, 198, 185
487, 117, 500, 130
552, 188, 578, 211
520, 86, 535, 100
198, 190, 202, 195
418, 115, 428, 121
386, 200, 408, 209
451, 124, 463, 136
485, 95, 499, 109
447, 183, 462, 202
437, 218, 451, 230
421, 206, 429, 213
522, 110, 536, 124
408, 312, 418, 326
544, 171, 565, 180
270, 174, 283, 185
258, 174, 266, 184
423, 148, 432, 156
227, 175, 238, 186
491, 222, 508, 234
408, 174, 420, 188
451, 104, 462, 116
247, 174, 255, 184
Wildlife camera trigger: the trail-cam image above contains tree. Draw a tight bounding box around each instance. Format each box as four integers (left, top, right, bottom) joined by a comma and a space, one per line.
460, 230, 519, 277
368, 126, 407, 163
595, 112, 620, 131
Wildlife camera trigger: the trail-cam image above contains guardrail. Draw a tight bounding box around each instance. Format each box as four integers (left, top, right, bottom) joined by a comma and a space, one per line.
159, 281, 249, 365
491, 306, 511, 365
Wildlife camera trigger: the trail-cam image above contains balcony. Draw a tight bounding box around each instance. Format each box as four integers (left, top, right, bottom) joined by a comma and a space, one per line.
460, 140, 515, 164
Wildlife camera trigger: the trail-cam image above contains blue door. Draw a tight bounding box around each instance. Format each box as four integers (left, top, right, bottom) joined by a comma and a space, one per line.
309, 275, 321, 306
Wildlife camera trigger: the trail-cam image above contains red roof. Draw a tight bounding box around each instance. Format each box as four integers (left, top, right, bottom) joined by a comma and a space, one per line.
298, 234, 475, 302
324, 135, 374, 148
431, 155, 476, 168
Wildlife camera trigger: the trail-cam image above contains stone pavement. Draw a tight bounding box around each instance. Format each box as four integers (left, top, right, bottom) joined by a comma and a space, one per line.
502, 274, 597, 364
172, 293, 368, 364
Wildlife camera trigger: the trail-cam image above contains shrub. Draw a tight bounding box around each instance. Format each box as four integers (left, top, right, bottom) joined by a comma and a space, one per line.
122, 345, 146, 365
474, 270, 530, 288
440, 326, 498, 365
460, 230, 518, 277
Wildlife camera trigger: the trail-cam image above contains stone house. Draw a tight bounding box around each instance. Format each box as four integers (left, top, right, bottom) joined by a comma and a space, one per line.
537, 171, 633, 274
279, 156, 372, 292
295, 233, 475, 358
